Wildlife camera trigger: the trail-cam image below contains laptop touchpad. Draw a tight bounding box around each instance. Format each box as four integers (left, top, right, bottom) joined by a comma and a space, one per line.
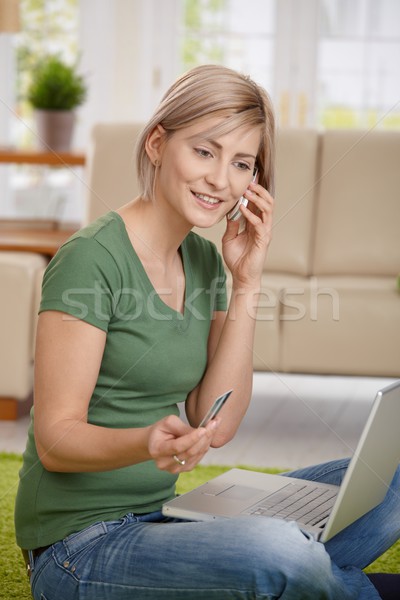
217, 485, 266, 501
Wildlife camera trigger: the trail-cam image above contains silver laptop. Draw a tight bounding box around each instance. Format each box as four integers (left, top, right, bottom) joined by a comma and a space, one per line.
163, 380, 400, 542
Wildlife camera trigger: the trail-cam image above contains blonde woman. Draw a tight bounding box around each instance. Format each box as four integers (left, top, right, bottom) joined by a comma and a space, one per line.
16, 65, 400, 600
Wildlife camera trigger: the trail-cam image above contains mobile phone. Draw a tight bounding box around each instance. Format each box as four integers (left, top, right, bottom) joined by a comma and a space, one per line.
227, 168, 258, 221
198, 389, 233, 427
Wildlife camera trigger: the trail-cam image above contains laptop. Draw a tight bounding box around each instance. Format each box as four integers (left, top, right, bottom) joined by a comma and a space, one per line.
163, 380, 400, 542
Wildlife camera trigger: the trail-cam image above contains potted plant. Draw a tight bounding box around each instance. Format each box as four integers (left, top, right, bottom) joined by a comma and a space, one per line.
27, 55, 87, 152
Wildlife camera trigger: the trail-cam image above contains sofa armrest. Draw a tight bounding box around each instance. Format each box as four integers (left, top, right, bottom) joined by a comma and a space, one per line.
0, 252, 47, 400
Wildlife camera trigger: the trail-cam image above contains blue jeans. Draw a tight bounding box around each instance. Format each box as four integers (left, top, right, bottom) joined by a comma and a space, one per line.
29, 459, 400, 600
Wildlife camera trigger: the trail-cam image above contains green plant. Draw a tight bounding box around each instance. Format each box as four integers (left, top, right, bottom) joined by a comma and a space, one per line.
27, 54, 87, 111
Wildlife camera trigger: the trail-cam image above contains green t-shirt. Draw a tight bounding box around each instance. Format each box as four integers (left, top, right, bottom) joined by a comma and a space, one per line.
15, 211, 227, 549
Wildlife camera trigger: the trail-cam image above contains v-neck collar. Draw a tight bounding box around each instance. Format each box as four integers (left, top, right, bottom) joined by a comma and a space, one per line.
113, 211, 193, 329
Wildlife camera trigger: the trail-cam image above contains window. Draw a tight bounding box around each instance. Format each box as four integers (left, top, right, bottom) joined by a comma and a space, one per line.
15, 0, 80, 147
179, 0, 276, 92
0, 0, 82, 223
318, 0, 400, 129
176, 0, 400, 129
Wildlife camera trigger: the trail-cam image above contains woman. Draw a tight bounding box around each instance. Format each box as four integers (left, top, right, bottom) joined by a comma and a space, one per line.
15, 64, 399, 599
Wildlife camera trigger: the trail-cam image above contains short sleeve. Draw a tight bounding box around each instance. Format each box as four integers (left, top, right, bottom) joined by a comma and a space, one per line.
39, 237, 121, 332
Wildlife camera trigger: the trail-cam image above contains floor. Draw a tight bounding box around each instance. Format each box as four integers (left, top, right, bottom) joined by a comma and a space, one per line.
0, 372, 396, 469
201, 372, 396, 469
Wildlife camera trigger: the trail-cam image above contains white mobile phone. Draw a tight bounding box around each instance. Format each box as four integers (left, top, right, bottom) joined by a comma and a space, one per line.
198, 389, 233, 427
227, 168, 258, 222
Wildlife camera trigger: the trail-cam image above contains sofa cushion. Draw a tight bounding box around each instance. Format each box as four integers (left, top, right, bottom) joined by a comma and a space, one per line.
280, 276, 400, 376
313, 130, 400, 276
0, 252, 47, 399
266, 128, 319, 276
253, 274, 308, 371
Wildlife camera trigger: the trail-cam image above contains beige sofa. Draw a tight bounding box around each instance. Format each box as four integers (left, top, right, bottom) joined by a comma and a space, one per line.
85, 124, 400, 378
1, 125, 399, 418
0, 251, 46, 418
259, 129, 400, 376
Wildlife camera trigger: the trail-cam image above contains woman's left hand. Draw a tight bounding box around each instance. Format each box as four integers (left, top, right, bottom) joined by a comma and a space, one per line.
147, 414, 220, 473
222, 181, 274, 288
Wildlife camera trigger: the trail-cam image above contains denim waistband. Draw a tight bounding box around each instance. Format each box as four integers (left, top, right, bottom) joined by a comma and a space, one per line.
62, 510, 165, 557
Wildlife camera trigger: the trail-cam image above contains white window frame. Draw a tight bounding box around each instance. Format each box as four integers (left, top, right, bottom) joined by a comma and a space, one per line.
0, 34, 17, 213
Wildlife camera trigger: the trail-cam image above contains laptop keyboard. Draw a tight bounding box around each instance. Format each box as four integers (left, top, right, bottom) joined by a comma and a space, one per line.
244, 483, 338, 526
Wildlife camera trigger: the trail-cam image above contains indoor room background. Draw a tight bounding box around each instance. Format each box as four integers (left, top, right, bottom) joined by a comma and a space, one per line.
1, 0, 399, 226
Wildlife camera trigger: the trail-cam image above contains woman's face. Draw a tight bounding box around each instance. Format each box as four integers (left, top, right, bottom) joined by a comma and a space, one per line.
151, 117, 262, 229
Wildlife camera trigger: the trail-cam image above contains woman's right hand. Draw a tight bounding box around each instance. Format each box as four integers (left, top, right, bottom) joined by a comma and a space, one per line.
147, 415, 219, 473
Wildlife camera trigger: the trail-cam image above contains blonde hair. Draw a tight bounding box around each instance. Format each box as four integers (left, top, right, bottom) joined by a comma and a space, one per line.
136, 64, 275, 199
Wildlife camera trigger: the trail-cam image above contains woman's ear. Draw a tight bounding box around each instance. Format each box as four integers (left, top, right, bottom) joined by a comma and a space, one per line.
145, 124, 166, 166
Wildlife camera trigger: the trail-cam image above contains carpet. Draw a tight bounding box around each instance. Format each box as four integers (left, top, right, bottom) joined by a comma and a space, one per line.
1, 454, 398, 600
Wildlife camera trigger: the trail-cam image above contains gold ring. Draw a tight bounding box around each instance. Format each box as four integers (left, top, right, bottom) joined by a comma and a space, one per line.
173, 454, 186, 466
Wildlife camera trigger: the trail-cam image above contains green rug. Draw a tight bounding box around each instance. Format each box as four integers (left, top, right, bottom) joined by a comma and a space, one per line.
1, 454, 398, 599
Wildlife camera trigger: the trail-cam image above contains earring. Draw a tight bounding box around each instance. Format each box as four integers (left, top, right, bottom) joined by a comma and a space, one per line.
154, 159, 160, 167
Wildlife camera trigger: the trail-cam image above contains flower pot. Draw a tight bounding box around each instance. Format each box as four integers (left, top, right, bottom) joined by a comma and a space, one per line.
35, 109, 76, 152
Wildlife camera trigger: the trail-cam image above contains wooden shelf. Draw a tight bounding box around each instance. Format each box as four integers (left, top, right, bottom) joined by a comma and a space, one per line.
0, 148, 85, 166
0, 226, 77, 257
0, 149, 83, 256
